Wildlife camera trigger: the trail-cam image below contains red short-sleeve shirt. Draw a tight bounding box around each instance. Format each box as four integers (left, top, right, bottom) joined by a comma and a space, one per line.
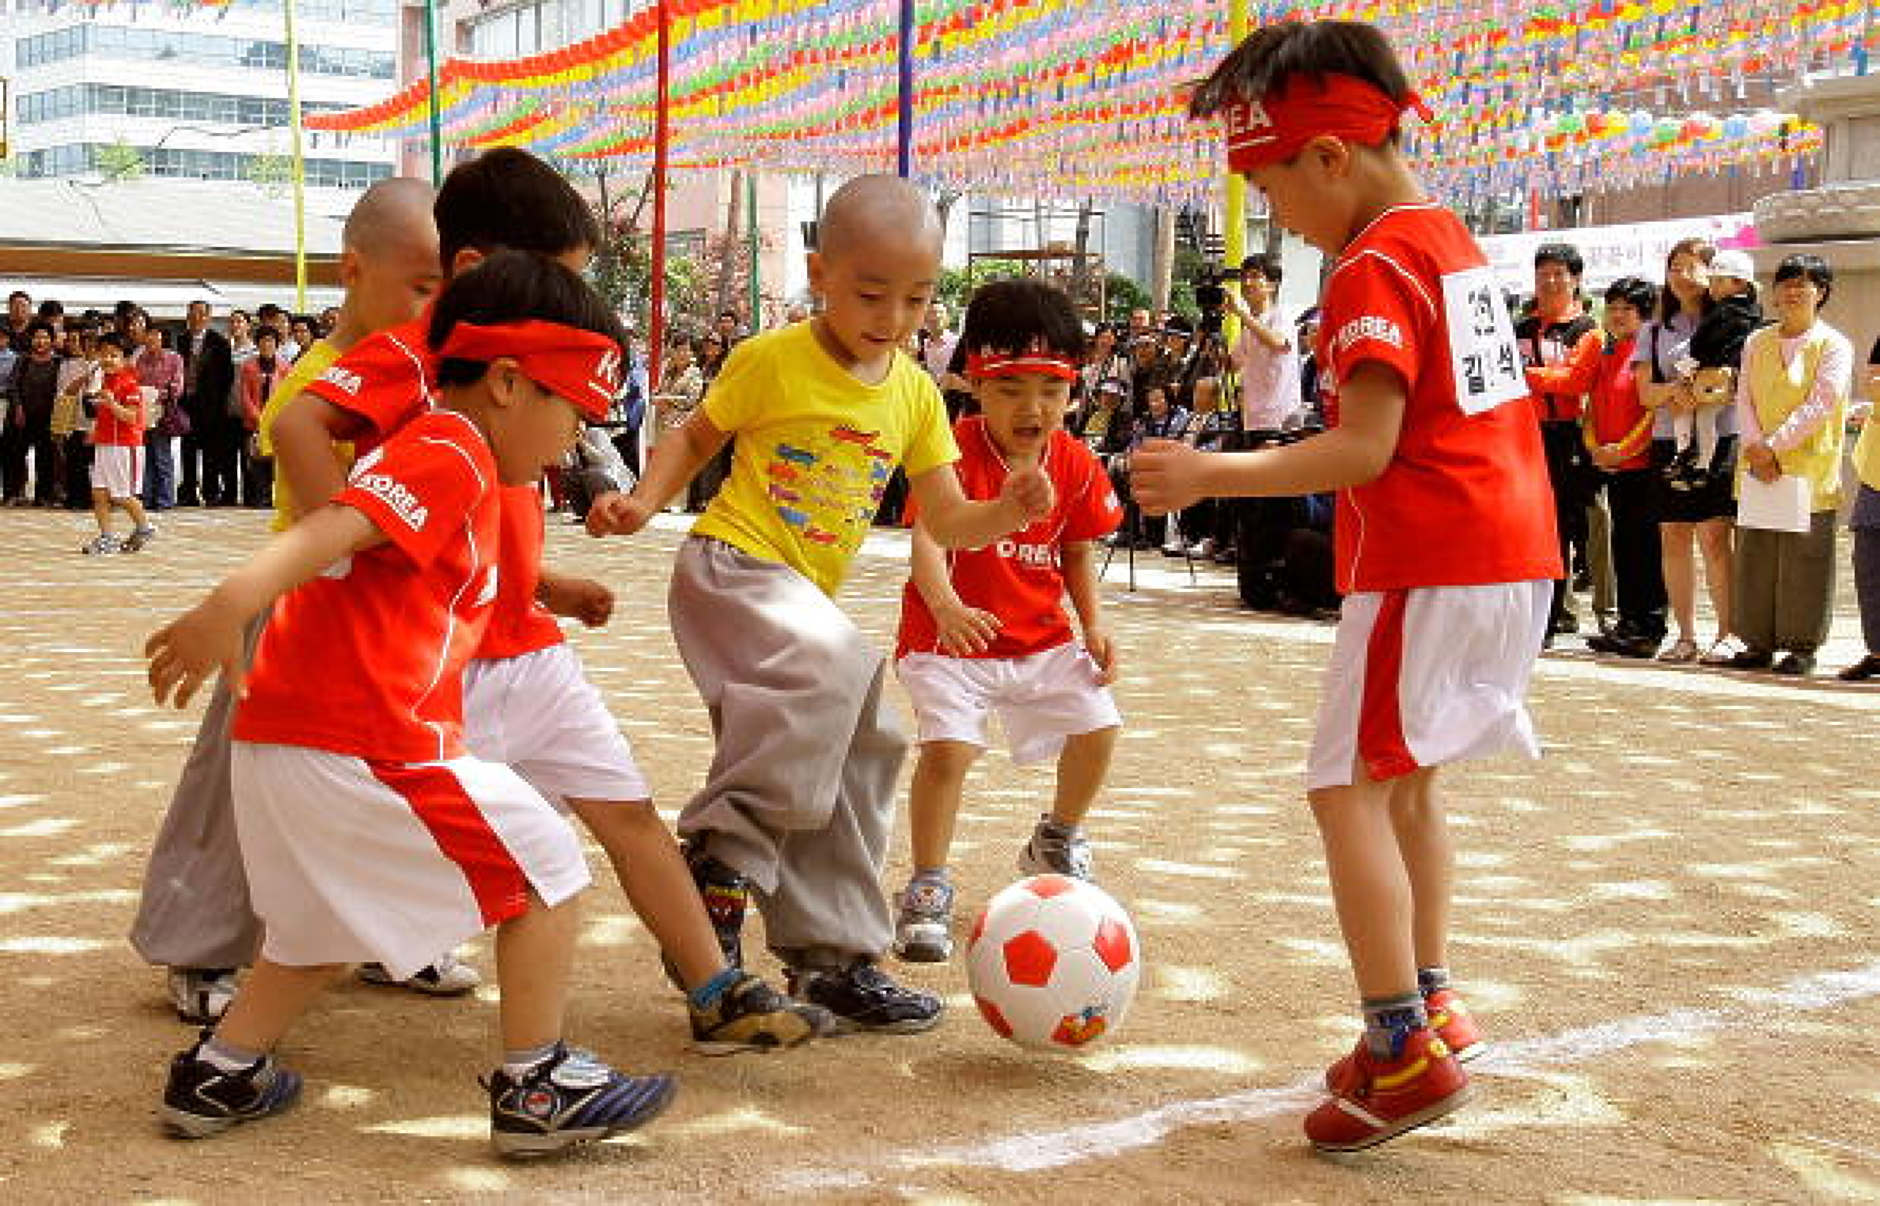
896, 418, 1123, 659
304, 317, 563, 660
1317, 203, 1561, 593
233, 410, 503, 763
92, 367, 147, 447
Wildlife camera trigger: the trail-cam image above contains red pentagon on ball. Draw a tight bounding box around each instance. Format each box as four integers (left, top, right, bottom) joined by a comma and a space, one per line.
1002, 929, 1057, 986
1093, 916, 1133, 972
1024, 874, 1076, 899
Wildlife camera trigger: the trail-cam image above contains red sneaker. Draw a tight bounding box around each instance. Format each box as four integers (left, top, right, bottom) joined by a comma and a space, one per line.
1324, 989, 1485, 1097
1424, 988, 1485, 1064
1306, 1028, 1471, 1152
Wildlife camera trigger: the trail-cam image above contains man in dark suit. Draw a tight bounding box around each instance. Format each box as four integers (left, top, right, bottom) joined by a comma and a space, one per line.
174, 300, 236, 506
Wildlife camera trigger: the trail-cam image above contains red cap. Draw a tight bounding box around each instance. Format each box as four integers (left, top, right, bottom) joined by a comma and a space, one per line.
1222, 73, 1431, 175
435, 319, 622, 421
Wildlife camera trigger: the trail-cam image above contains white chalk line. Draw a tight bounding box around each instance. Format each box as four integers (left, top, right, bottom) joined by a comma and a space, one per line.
777, 959, 1880, 1194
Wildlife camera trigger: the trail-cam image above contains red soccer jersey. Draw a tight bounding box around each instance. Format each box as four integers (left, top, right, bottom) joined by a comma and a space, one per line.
476, 484, 565, 659
233, 410, 502, 763
1585, 336, 1654, 471
302, 318, 436, 460
895, 418, 1123, 659
304, 317, 563, 660
1316, 203, 1561, 593
92, 367, 146, 447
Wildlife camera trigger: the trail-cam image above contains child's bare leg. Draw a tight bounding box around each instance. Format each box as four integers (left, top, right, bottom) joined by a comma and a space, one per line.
495, 890, 579, 1053
1047, 726, 1118, 829
909, 740, 978, 871
568, 797, 723, 990
214, 959, 346, 1053
91, 488, 114, 534
1385, 768, 1449, 971
1309, 776, 1416, 999
120, 494, 150, 528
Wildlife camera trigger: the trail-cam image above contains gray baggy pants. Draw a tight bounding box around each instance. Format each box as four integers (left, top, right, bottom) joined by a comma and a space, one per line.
668, 537, 906, 965
128, 613, 269, 970
1733, 509, 1838, 655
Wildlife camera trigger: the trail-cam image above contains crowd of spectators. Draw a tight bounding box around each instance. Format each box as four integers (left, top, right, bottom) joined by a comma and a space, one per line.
0, 291, 335, 515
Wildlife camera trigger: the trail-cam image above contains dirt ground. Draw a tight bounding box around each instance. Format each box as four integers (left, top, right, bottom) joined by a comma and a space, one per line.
0, 504, 1875, 1205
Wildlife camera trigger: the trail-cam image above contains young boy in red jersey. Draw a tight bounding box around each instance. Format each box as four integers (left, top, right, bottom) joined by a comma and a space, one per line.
258, 150, 828, 1052
146, 253, 676, 1157
1133, 21, 1560, 1151
82, 334, 156, 555
890, 279, 1124, 963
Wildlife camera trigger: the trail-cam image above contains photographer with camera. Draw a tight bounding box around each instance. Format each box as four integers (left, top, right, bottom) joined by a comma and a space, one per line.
1224, 254, 1302, 433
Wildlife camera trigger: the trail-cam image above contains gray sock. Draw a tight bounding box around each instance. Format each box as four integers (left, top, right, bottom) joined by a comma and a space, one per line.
199, 1036, 263, 1073
1360, 992, 1428, 1060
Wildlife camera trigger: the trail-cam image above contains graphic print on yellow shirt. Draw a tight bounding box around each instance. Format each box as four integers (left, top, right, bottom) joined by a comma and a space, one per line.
694, 322, 957, 596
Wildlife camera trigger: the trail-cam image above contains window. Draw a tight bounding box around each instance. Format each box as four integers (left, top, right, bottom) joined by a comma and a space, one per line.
19, 23, 392, 79
19, 142, 393, 189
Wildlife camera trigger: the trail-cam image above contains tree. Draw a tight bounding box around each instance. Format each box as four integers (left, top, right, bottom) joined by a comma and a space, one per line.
1103, 272, 1153, 325
244, 150, 293, 195
96, 139, 144, 183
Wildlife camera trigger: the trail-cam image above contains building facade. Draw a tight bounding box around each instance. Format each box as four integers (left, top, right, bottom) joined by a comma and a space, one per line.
3, 0, 399, 194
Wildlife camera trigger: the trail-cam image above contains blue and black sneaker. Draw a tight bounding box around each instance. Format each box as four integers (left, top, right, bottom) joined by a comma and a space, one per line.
486, 1043, 675, 1159
787, 959, 944, 1034
160, 1038, 303, 1139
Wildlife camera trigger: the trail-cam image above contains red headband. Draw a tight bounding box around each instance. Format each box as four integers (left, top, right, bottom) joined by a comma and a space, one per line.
1222, 73, 1431, 175
964, 351, 1079, 382
435, 319, 621, 421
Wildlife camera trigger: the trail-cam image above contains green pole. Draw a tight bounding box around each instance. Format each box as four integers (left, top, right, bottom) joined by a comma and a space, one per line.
746, 171, 759, 330
424, 0, 443, 183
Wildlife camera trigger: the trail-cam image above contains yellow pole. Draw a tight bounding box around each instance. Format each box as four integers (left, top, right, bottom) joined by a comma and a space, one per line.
1223, 0, 1248, 342
286, 0, 308, 311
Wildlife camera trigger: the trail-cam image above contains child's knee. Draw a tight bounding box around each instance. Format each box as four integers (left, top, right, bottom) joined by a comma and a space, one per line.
916, 740, 979, 780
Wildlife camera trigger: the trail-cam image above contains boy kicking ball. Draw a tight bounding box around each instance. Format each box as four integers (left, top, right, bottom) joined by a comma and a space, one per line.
1134, 21, 1560, 1151
146, 252, 674, 1157
891, 278, 1125, 963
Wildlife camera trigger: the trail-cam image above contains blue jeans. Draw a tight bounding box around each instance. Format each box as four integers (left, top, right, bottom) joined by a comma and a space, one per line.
142, 431, 175, 510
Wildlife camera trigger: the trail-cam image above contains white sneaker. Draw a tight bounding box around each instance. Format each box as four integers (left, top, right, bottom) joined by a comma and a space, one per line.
81, 534, 121, 555
1194, 537, 1217, 558
168, 967, 239, 1025
357, 951, 482, 996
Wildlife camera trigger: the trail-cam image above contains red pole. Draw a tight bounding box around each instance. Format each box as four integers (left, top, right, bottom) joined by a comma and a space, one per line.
648, 0, 671, 389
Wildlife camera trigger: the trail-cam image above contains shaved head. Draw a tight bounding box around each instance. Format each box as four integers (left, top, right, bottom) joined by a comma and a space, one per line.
816, 175, 943, 262
343, 177, 437, 260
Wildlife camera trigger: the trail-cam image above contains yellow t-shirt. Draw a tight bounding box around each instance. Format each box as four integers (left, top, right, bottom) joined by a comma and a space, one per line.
257, 339, 348, 532
693, 322, 957, 596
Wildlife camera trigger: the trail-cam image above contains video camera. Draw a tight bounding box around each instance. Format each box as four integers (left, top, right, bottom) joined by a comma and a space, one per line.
1192, 264, 1241, 338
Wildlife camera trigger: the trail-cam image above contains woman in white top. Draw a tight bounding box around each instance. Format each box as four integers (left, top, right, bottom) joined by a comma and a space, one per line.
1633, 238, 1736, 664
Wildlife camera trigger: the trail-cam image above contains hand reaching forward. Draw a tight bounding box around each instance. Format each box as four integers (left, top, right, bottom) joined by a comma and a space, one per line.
146, 602, 246, 710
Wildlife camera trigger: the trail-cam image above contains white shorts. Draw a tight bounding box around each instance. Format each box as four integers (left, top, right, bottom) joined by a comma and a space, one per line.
896, 643, 1122, 766
90, 443, 143, 499
231, 742, 590, 979
1306, 580, 1551, 791
463, 643, 650, 809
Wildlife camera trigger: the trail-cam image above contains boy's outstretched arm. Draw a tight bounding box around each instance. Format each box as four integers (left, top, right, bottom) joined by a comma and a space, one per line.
586, 409, 729, 537
909, 523, 1001, 655
1059, 540, 1116, 685
146, 504, 386, 709
907, 459, 1054, 550
1130, 360, 1407, 515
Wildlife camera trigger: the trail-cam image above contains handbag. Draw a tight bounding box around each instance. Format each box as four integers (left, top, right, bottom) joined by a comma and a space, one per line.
156, 389, 191, 438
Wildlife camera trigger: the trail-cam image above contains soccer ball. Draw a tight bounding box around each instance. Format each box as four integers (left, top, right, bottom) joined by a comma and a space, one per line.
964, 875, 1141, 1051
